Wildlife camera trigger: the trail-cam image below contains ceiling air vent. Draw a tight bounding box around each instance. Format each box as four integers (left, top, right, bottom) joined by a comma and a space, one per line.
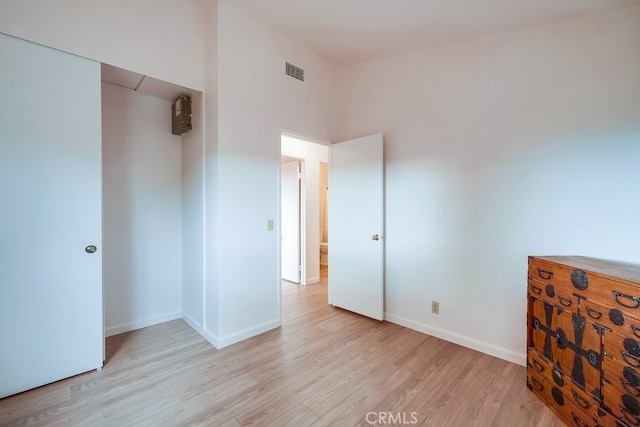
285, 62, 304, 82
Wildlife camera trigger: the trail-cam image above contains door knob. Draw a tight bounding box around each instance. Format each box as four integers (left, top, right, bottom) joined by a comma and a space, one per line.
372, 234, 380, 241
85, 245, 97, 254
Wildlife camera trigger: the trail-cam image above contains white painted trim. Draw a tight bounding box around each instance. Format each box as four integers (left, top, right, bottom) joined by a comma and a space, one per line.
384, 313, 526, 366
202, 326, 219, 349
215, 319, 281, 349
306, 276, 320, 285
182, 311, 203, 335
105, 312, 182, 337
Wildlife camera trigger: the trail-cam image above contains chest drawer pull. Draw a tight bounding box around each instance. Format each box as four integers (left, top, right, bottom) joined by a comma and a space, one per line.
571, 412, 589, 427
537, 269, 553, 280
531, 285, 542, 295
623, 381, 640, 397
614, 291, 640, 309
621, 406, 640, 426
531, 377, 544, 391
585, 306, 602, 319
571, 390, 591, 409
623, 351, 640, 368
531, 359, 545, 372
558, 296, 572, 307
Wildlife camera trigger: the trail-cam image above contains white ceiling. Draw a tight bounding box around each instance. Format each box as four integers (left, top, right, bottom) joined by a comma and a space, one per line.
220, 0, 640, 66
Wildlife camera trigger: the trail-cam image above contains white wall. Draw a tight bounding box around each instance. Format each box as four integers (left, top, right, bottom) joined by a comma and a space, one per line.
211, 2, 337, 346
181, 91, 205, 332
336, 7, 640, 364
102, 82, 183, 336
281, 135, 330, 284
202, 0, 220, 342
0, 0, 206, 91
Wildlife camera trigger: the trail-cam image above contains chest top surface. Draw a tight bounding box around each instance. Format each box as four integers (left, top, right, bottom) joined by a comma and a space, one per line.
531, 255, 640, 284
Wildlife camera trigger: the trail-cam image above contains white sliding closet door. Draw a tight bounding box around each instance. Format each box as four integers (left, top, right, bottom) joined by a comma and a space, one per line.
0, 33, 103, 398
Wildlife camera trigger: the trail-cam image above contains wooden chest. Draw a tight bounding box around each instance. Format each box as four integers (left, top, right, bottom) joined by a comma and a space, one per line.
527, 256, 640, 426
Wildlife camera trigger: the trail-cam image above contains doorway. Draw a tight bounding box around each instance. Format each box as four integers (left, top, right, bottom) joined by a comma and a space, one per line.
280, 134, 329, 286
101, 63, 203, 337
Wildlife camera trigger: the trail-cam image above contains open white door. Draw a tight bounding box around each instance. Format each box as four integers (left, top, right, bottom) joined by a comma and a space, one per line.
281, 160, 301, 283
0, 34, 103, 398
329, 134, 384, 320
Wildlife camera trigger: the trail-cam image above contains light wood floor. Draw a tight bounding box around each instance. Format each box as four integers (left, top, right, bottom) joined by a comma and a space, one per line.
0, 273, 563, 426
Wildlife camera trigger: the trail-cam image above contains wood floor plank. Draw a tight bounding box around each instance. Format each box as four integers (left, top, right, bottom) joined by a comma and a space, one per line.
489, 369, 566, 427
300, 326, 427, 418
0, 383, 71, 425
101, 387, 181, 425
316, 363, 414, 426
0, 273, 565, 426
150, 373, 258, 426
445, 366, 513, 426
411, 402, 454, 427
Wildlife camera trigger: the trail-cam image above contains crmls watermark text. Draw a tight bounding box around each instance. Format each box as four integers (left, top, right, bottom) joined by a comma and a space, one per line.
366, 411, 419, 425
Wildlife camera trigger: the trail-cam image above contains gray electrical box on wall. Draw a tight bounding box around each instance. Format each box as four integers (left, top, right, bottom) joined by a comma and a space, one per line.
171, 95, 192, 135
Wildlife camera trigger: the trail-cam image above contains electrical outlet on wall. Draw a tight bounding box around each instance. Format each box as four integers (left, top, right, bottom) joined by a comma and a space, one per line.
432, 301, 439, 314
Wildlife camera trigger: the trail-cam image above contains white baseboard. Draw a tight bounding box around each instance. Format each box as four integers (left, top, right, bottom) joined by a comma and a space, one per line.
215, 319, 281, 349
181, 311, 203, 334
105, 311, 182, 337
201, 326, 219, 349
384, 313, 526, 366
306, 276, 320, 285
